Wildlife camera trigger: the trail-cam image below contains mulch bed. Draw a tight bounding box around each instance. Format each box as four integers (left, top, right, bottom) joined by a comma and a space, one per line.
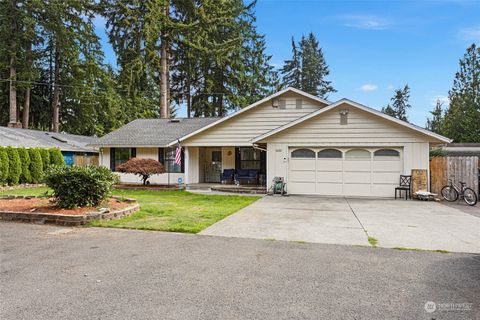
0, 197, 131, 216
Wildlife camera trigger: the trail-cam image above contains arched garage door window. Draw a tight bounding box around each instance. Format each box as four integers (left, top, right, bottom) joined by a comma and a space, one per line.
291, 149, 315, 158
374, 149, 400, 157
345, 149, 371, 159
318, 149, 342, 158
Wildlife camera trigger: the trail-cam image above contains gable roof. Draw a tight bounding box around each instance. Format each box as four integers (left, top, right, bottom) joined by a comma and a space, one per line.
252, 98, 452, 143
0, 126, 98, 153
168, 87, 331, 146
91, 118, 219, 147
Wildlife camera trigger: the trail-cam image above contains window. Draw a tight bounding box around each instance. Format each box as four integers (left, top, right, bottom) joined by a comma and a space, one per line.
291, 149, 315, 158
162, 147, 184, 173
374, 149, 400, 157
212, 151, 222, 163
111, 148, 135, 171
318, 149, 342, 158
345, 149, 370, 159
239, 148, 261, 170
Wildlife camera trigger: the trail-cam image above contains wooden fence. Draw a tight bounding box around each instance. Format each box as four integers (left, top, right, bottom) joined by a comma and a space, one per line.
73, 154, 99, 167
430, 156, 479, 195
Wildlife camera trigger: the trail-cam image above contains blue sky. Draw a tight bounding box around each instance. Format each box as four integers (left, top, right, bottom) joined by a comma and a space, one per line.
95, 0, 480, 126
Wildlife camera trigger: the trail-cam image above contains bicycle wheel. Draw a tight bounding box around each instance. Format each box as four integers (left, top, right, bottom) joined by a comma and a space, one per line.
463, 188, 478, 206
441, 186, 458, 202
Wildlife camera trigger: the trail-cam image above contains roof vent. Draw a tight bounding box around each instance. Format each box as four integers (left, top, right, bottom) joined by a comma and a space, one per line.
170, 119, 180, 123
51, 136, 68, 143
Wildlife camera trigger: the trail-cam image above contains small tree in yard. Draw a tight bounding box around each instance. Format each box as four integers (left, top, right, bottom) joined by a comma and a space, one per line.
28, 148, 44, 183
6, 147, 21, 185
0, 147, 9, 185
49, 148, 65, 166
17, 148, 32, 184
40, 148, 51, 170
116, 158, 165, 185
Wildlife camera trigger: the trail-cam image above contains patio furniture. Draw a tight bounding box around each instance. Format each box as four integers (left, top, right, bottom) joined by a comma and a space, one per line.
270, 176, 287, 195
235, 169, 259, 185
395, 175, 412, 200
220, 169, 235, 184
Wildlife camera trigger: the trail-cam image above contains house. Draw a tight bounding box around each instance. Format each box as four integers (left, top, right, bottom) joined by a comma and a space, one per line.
0, 126, 99, 166
92, 87, 451, 197
442, 143, 480, 157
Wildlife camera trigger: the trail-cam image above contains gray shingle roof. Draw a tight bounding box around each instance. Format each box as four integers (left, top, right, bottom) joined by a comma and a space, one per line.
0, 126, 98, 153
91, 118, 220, 147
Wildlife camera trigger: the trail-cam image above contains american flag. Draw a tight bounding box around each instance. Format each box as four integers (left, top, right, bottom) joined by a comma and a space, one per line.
175, 144, 182, 166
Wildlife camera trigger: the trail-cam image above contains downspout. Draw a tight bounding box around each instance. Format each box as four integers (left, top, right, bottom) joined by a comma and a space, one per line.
252, 144, 267, 152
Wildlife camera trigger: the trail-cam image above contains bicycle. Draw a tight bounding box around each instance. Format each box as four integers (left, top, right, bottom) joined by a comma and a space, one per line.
441, 179, 478, 206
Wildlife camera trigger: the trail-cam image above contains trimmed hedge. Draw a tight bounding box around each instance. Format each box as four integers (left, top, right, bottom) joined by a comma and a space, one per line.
17, 147, 32, 184
45, 165, 119, 209
49, 148, 65, 166
0, 147, 9, 185
6, 147, 21, 185
28, 148, 44, 183
40, 148, 50, 170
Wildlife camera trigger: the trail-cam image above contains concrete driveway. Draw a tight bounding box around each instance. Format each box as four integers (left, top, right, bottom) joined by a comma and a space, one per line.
200, 196, 480, 253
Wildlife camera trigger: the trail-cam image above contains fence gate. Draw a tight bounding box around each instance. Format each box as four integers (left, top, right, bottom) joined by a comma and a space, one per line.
430, 156, 479, 195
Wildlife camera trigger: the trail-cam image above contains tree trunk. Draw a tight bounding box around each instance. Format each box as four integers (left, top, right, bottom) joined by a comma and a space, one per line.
159, 0, 170, 119
186, 77, 191, 118
8, 52, 17, 126
52, 44, 60, 132
22, 41, 32, 128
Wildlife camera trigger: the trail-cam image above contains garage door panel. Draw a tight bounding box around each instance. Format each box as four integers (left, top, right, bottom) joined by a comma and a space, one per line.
343, 160, 371, 172
372, 184, 397, 197
343, 172, 371, 184
343, 183, 371, 196
316, 159, 343, 171
288, 182, 315, 194
316, 171, 342, 183
316, 183, 342, 195
290, 159, 315, 171
373, 172, 399, 184
373, 160, 402, 172
290, 170, 316, 183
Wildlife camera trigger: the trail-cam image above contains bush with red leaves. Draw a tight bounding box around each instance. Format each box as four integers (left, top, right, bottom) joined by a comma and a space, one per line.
116, 158, 165, 185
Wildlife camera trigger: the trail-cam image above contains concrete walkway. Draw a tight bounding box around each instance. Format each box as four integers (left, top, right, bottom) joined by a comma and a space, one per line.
200, 196, 480, 253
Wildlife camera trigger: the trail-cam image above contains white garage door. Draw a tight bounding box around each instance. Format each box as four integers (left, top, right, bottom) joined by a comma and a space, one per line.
288, 148, 402, 197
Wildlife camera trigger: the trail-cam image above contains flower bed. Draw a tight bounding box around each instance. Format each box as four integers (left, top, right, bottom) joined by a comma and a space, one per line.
0, 196, 139, 226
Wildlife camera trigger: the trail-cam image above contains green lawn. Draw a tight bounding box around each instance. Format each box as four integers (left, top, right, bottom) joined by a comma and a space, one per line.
0, 187, 259, 233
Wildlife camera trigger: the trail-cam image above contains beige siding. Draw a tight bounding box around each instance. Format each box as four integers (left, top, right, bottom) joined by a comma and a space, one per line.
222, 147, 235, 170
260, 105, 431, 144
182, 92, 327, 146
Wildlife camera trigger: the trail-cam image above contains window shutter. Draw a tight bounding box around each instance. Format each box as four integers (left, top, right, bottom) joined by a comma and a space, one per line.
110, 148, 116, 171
131, 148, 136, 158
181, 148, 185, 173
296, 99, 302, 109
278, 99, 286, 110
158, 148, 164, 164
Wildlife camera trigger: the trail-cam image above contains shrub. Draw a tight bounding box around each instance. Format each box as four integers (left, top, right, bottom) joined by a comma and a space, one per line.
429, 148, 447, 158
40, 148, 50, 170
0, 147, 9, 185
116, 157, 165, 185
6, 147, 21, 185
28, 148, 44, 183
17, 148, 32, 184
44, 165, 119, 208
49, 148, 65, 166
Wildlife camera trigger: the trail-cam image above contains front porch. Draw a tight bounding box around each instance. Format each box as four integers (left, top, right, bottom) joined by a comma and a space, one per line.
187, 183, 267, 194
185, 146, 267, 188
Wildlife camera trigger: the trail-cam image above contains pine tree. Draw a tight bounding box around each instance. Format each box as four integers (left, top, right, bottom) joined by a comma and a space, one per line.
441, 44, 480, 142
280, 37, 302, 89
382, 85, 411, 122
426, 99, 444, 134
28, 148, 43, 183
17, 147, 32, 183
6, 147, 21, 185
0, 147, 9, 185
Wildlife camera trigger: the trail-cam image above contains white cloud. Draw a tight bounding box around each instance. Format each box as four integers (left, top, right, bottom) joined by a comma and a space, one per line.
458, 27, 480, 41
387, 85, 394, 90
359, 84, 378, 92
426, 95, 450, 106
338, 14, 390, 30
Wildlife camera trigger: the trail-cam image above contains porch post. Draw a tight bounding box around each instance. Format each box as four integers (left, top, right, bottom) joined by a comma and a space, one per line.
184, 146, 190, 185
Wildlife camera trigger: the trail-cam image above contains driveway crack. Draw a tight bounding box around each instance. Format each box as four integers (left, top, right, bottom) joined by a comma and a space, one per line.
344, 197, 375, 246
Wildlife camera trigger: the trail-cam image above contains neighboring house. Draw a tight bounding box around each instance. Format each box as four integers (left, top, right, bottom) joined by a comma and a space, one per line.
92, 87, 451, 197
0, 126, 99, 166
442, 143, 480, 157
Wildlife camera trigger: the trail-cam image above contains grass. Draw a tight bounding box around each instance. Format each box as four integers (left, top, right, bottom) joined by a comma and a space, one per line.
0, 187, 259, 233
0, 186, 51, 197
393, 247, 450, 254
367, 236, 378, 247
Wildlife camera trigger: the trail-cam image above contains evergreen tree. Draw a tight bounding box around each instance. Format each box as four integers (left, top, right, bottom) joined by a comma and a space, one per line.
6, 147, 21, 185
426, 99, 444, 134
441, 44, 480, 142
280, 33, 335, 98
40, 148, 50, 170
49, 148, 65, 166
0, 147, 9, 185
28, 148, 43, 183
382, 85, 411, 122
280, 37, 302, 90
17, 147, 31, 183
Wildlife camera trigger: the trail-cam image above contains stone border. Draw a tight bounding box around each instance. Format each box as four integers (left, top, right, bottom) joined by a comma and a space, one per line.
0, 196, 139, 226
114, 184, 184, 191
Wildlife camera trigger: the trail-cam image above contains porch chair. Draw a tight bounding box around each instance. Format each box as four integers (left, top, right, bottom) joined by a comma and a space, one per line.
395, 175, 412, 200
235, 169, 259, 185
220, 169, 235, 184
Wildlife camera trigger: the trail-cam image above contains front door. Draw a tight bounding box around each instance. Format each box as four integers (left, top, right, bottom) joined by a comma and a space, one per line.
205, 149, 222, 183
